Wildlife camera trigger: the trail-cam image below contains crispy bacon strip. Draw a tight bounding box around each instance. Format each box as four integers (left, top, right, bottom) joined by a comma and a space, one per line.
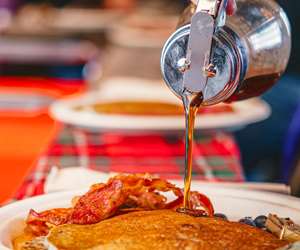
27, 208, 72, 236
190, 191, 214, 216
70, 179, 126, 224
26, 174, 214, 236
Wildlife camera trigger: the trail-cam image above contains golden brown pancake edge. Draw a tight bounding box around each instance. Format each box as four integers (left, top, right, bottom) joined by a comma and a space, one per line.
41, 210, 288, 250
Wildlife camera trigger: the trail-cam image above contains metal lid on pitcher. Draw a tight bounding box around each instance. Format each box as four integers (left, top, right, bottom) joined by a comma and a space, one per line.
161, 25, 242, 105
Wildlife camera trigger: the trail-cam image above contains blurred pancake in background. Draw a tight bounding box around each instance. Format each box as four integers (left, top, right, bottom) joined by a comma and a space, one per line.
50, 78, 271, 131
75, 100, 234, 116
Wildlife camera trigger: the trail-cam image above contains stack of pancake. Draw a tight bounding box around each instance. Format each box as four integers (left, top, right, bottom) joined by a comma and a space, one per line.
13, 210, 288, 250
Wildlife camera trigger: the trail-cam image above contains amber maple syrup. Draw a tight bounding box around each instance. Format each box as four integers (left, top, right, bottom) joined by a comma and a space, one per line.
179, 74, 282, 209
181, 92, 204, 209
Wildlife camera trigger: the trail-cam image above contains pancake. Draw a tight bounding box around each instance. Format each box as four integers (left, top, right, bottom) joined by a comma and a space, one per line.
15, 210, 288, 250
75, 101, 234, 116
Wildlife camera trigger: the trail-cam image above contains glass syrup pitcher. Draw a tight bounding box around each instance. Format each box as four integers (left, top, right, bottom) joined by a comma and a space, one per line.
161, 0, 291, 105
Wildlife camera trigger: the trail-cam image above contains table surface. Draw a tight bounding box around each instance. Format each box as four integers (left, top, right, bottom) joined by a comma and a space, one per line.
0, 77, 85, 203
14, 125, 244, 201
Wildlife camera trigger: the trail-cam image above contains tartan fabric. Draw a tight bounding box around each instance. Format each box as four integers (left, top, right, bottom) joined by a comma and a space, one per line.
14, 126, 244, 200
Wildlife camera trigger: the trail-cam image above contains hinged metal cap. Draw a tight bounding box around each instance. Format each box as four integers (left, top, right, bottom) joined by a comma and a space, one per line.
161, 25, 240, 106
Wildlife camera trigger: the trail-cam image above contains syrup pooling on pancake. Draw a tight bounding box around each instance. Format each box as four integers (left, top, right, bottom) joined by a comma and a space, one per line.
26, 174, 214, 236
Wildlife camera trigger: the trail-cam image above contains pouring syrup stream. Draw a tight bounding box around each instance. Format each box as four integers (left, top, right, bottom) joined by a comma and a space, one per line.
182, 91, 204, 209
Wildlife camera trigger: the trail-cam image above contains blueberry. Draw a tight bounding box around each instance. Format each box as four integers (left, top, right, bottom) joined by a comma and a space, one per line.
254, 215, 267, 229
239, 217, 256, 227
214, 213, 228, 220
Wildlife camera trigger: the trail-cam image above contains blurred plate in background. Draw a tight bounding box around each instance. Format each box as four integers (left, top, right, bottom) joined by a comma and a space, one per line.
0, 90, 54, 114
6, 6, 123, 35
50, 78, 271, 132
0, 38, 98, 64
109, 14, 178, 48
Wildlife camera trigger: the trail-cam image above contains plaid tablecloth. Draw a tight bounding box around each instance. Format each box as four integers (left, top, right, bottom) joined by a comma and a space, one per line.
14, 126, 244, 200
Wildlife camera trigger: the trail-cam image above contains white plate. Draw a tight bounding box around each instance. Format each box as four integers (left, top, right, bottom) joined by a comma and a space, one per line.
0, 186, 299, 249
50, 78, 271, 132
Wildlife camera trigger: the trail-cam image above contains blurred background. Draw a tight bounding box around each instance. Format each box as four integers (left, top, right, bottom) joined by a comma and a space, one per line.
0, 0, 299, 203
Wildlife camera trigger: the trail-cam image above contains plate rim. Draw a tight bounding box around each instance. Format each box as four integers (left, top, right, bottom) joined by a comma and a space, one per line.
50, 91, 271, 131
0, 186, 299, 250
